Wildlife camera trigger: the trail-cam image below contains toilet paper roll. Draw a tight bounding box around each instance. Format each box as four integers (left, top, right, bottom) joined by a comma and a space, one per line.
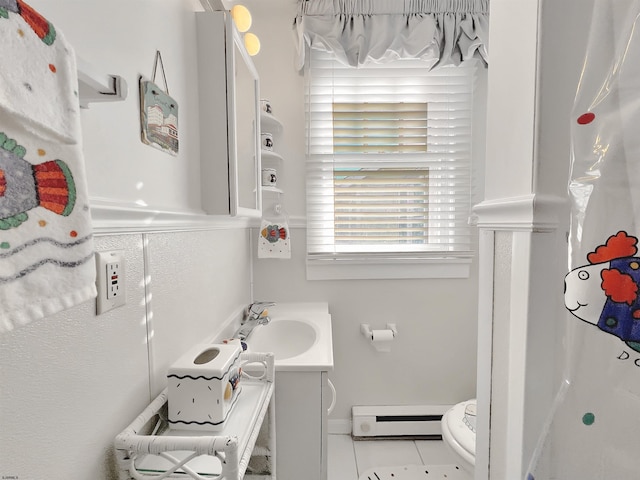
371, 329, 394, 352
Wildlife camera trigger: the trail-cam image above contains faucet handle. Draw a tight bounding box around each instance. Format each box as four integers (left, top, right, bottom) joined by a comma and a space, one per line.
249, 301, 276, 311
250, 301, 276, 308
246, 301, 276, 320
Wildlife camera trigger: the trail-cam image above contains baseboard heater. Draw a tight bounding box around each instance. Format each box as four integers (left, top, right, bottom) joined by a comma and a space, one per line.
352, 405, 452, 439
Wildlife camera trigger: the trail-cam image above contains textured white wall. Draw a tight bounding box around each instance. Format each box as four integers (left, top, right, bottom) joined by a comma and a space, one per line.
145, 229, 252, 397
0, 234, 149, 479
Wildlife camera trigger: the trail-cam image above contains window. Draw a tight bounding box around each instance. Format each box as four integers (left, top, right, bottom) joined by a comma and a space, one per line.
305, 49, 477, 279
333, 166, 430, 251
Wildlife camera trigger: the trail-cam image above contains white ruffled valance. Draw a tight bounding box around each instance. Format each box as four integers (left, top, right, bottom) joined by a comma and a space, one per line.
294, 0, 489, 70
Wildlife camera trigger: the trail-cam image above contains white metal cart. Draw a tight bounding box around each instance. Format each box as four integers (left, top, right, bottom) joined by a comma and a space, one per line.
115, 352, 275, 480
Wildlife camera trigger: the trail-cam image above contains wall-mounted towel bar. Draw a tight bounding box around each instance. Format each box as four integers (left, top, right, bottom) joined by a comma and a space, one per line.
77, 56, 127, 109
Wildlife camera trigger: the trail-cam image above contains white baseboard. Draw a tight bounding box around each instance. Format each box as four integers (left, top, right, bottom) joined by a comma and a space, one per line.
328, 418, 352, 435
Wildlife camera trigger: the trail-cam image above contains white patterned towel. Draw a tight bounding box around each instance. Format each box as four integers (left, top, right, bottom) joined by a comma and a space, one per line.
0, 0, 96, 332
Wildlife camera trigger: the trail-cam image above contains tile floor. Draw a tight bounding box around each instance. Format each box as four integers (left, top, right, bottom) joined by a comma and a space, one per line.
327, 434, 472, 480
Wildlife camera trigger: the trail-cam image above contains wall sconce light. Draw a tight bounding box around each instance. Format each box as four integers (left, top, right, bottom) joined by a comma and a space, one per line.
231, 4, 252, 33
244, 32, 261, 56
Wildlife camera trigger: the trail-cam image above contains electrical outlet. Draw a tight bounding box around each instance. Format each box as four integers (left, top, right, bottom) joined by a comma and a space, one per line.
106, 261, 122, 300
96, 250, 126, 315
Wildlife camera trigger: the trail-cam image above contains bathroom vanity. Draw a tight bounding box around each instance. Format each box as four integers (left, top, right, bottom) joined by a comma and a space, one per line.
244, 303, 334, 480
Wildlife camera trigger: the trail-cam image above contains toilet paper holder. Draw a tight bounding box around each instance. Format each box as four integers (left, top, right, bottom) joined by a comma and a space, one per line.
360, 323, 397, 340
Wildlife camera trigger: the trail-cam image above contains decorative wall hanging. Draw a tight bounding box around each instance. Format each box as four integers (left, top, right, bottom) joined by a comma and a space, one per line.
139, 51, 179, 156
258, 205, 291, 259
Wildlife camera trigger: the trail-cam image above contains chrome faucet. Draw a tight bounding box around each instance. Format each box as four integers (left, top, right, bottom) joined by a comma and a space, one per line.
244, 301, 275, 324
235, 301, 276, 340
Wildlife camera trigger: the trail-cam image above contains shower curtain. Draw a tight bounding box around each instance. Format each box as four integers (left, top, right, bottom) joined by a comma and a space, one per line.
527, 1, 640, 478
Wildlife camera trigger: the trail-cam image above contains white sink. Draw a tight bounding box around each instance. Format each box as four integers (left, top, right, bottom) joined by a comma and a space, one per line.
248, 319, 317, 360
244, 303, 334, 372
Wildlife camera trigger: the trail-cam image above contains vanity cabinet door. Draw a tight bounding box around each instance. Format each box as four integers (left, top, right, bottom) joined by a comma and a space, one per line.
274, 371, 324, 480
320, 371, 330, 480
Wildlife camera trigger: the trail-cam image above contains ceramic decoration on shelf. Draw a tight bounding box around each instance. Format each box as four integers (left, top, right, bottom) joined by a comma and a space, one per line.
261, 132, 273, 151
261, 167, 277, 187
261, 115, 282, 137
261, 99, 273, 115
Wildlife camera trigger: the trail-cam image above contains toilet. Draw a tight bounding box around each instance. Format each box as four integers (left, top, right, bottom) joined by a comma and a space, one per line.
441, 399, 476, 474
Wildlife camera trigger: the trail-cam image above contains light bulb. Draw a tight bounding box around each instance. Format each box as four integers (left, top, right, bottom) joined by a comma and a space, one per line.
231, 4, 252, 33
244, 32, 261, 56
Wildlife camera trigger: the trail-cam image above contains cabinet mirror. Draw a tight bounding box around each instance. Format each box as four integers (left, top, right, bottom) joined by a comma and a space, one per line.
196, 11, 261, 217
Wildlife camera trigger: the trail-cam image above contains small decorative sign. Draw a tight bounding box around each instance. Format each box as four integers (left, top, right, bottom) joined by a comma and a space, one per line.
139, 51, 179, 156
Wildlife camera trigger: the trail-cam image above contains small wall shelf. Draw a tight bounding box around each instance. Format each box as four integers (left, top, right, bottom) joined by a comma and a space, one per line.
261, 150, 283, 164
260, 107, 286, 219
260, 111, 282, 133
77, 56, 128, 109
262, 186, 283, 194
115, 352, 275, 480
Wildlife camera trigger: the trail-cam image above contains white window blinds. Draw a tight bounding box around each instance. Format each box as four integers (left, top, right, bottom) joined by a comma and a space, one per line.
306, 49, 477, 260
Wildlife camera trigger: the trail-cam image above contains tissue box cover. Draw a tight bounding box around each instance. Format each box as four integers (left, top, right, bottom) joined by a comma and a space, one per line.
167, 343, 242, 431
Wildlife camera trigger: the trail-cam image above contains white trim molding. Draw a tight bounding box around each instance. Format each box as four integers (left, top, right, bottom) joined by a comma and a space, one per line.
475, 229, 495, 480
306, 256, 471, 280
287, 215, 307, 229
328, 418, 352, 435
90, 198, 254, 235
472, 194, 568, 232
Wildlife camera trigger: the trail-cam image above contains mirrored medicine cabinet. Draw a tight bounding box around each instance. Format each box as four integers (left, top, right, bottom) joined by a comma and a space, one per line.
196, 11, 261, 217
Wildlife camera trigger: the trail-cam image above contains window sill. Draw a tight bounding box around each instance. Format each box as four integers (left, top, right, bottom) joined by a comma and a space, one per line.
306, 256, 472, 280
